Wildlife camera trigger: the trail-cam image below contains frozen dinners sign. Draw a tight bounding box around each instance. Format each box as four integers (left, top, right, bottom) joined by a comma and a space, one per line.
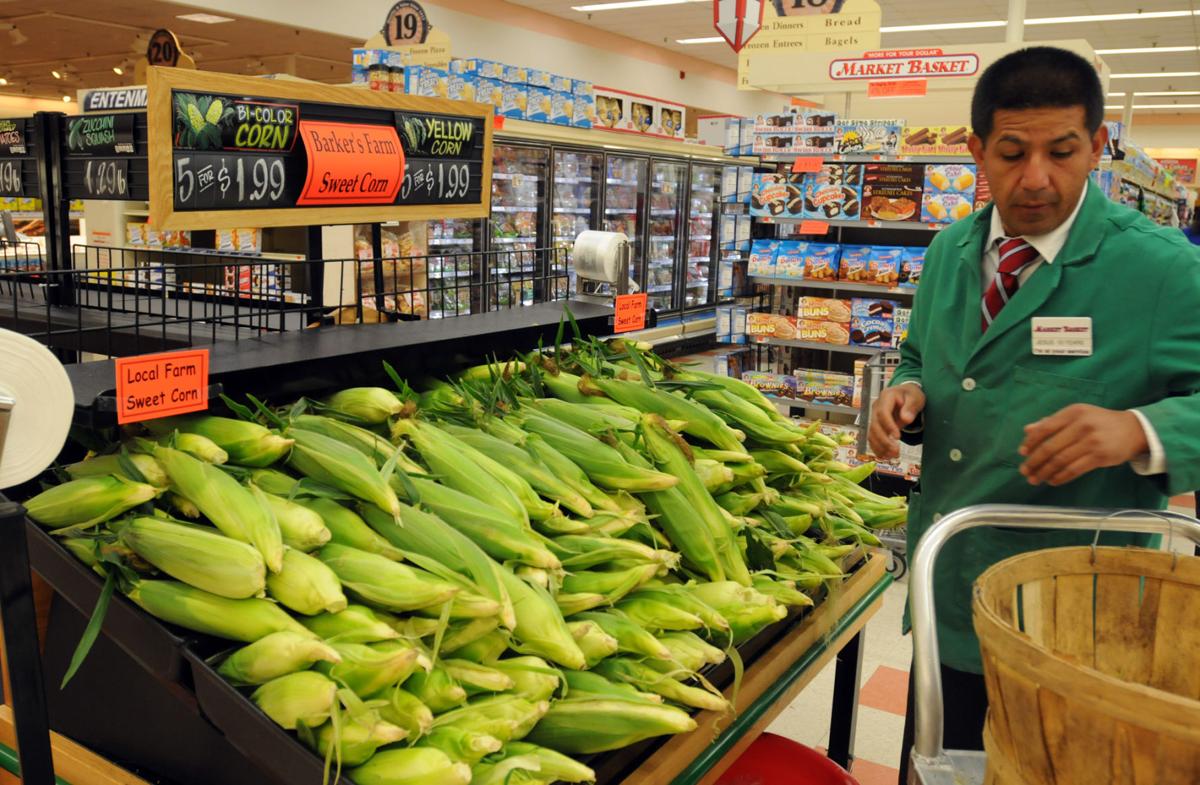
297, 121, 404, 206
830, 49, 978, 80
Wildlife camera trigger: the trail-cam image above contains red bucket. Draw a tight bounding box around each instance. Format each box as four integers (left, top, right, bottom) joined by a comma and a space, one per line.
715, 733, 860, 785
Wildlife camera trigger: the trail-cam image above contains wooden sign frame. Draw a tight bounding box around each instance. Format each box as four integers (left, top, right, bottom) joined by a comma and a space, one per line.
146, 66, 494, 230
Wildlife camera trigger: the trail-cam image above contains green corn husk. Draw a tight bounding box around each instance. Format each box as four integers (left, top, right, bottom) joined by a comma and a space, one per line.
291, 414, 420, 472
317, 543, 460, 613
532, 514, 593, 537
658, 631, 726, 670
498, 568, 587, 670
594, 657, 729, 712
165, 492, 201, 519
378, 686, 435, 740
561, 670, 662, 704
218, 631, 342, 685
452, 630, 510, 664
435, 695, 549, 743
675, 368, 780, 416
686, 581, 788, 644
693, 389, 805, 446
115, 516, 266, 599
694, 458, 735, 493
528, 397, 638, 434
251, 671, 339, 730
514, 411, 678, 492
468, 755, 541, 785
323, 387, 405, 424
549, 536, 677, 572
568, 620, 619, 667
163, 432, 229, 465
714, 490, 765, 516
614, 593, 705, 633
126, 579, 311, 642
349, 747, 472, 785
443, 425, 593, 518
404, 666, 468, 713
65, 452, 169, 487
61, 537, 98, 567
500, 742, 597, 783
555, 592, 607, 616
257, 488, 331, 552
415, 588, 502, 621
394, 478, 560, 571
246, 468, 303, 497
314, 640, 420, 698
441, 617, 503, 655
25, 476, 159, 531
305, 712, 408, 768
752, 575, 814, 608
525, 695, 697, 754
561, 564, 659, 605
582, 510, 643, 539
580, 375, 747, 454
298, 604, 400, 643
571, 611, 671, 660
522, 434, 623, 514
442, 659, 515, 695
641, 415, 750, 586
154, 445, 283, 572
489, 656, 560, 703
625, 585, 730, 633
417, 725, 502, 765
641, 485, 724, 583
145, 415, 294, 467
266, 548, 347, 615
287, 428, 401, 517
300, 498, 405, 561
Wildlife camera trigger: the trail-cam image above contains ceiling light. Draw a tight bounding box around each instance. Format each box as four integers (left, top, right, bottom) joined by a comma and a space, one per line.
573, 0, 704, 11
0, 78, 7, 86
62, 95, 71, 103
881, 9, 1200, 34
1110, 71, 1200, 79
176, 12, 234, 24
51, 70, 61, 79
113, 66, 123, 75
1096, 46, 1200, 55
677, 36, 725, 44
881, 21, 1004, 33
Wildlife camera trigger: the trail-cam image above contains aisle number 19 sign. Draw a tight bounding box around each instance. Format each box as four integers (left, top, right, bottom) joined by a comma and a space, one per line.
146, 66, 494, 230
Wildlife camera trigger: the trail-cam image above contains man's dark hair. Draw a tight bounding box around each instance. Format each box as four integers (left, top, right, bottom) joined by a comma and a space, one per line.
971, 46, 1104, 143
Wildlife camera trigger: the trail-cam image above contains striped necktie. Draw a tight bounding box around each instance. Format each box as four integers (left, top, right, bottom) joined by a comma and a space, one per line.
981, 236, 1041, 332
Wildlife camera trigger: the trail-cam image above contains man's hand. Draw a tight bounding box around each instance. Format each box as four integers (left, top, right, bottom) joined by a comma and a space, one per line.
868, 384, 926, 460
1019, 404, 1149, 486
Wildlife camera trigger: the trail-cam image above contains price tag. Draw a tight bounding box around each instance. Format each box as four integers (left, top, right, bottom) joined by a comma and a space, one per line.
297, 120, 405, 206
799, 220, 829, 235
791, 157, 823, 173
868, 80, 928, 99
494, 115, 506, 132
115, 349, 210, 425
83, 158, 129, 199
0, 160, 22, 197
613, 293, 648, 334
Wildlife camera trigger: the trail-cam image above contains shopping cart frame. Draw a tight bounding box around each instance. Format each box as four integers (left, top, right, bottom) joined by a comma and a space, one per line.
908, 504, 1200, 785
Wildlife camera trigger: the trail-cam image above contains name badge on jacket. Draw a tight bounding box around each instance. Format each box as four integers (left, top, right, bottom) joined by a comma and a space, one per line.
1031, 317, 1093, 356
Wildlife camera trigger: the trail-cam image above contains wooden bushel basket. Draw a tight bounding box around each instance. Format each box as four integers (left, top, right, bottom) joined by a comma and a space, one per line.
973, 546, 1200, 785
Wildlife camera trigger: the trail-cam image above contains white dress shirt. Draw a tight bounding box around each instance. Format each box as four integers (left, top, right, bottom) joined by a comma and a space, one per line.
903, 187, 1166, 475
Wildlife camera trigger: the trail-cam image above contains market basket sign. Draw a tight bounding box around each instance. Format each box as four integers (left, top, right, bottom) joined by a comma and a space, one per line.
146, 66, 494, 230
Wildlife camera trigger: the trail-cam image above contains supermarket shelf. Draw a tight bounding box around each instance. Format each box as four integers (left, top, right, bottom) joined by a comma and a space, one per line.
553, 235, 581, 242
647, 284, 674, 293
492, 205, 538, 213
606, 178, 639, 186
756, 338, 889, 355
691, 186, 716, 193
767, 395, 859, 415
492, 172, 538, 181
647, 260, 673, 268
686, 279, 709, 287
491, 236, 538, 244
553, 207, 592, 214
428, 238, 474, 246
496, 118, 753, 166
649, 209, 678, 217
605, 207, 638, 214
760, 216, 945, 231
689, 255, 713, 262
427, 270, 473, 279
554, 176, 593, 184
650, 235, 676, 241
690, 212, 714, 219
749, 275, 916, 297
758, 153, 972, 164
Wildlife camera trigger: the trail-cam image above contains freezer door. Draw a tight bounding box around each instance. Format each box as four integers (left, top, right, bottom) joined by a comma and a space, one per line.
685, 163, 719, 309
601, 154, 648, 296
488, 144, 550, 310
552, 149, 603, 299
647, 159, 687, 312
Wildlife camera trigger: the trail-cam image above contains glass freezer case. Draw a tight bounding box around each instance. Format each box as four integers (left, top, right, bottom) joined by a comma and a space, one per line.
603, 155, 647, 295
552, 150, 602, 297
489, 145, 548, 310
684, 163, 719, 309
647, 160, 686, 312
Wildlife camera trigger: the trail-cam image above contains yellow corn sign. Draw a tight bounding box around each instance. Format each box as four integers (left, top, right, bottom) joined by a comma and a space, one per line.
739, 0, 881, 90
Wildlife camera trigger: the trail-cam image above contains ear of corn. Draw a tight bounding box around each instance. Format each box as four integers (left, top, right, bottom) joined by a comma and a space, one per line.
306, 712, 407, 768
555, 592, 607, 617
549, 536, 677, 572
266, 548, 347, 616
65, 453, 169, 488
257, 488, 331, 552
570, 611, 671, 660
317, 543, 460, 613
594, 657, 729, 712
115, 516, 266, 599
692, 388, 805, 446
714, 490, 765, 517
322, 387, 405, 424
581, 376, 746, 454
126, 579, 311, 642
441, 617, 503, 655
529, 397, 638, 434
567, 620, 619, 667
694, 458, 735, 493
489, 656, 560, 704
218, 631, 341, 685
497, 568, 587, 671
452, 630, 510, 665
314, 640, 420, 698
434, 695, 549, 743
300, 498, 405, 561
164, 492, 201, 519
417, 725, 502, 765
292, 414, 398, 468
525, 695, 697, 754
349, 747, 472, 785
414, 588, 502, 621
251, 671, 339, 730
286, 428, 401, 517
561, 564, 659, 605
561, 670, 662, 704
685, 581, 788, 644
378, 686, 435, 740
404, 666, 468, 713
468, 754, 541, 785
657, 631, 726, 671
614, 593, 705, 633
144, 415, 293, 467
632, 583, 730, 633
751, 575, 814, 608
25, 476, 159, 531
162, 432, 229, 465
522, 434, 623, 514
442, 658, 515, 695
500, 742, 597, 783
298, 603, 400, 643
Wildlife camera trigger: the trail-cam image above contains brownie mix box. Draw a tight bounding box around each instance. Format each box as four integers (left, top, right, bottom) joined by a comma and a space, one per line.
797, 370, 855, 406
863, 164, 923, 222
742, 371, 799, 399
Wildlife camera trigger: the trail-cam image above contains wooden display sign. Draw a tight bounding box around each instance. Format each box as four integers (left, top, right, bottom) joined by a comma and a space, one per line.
0, 117, 38, 198
61, 112, 149, 201
146, 67, 494, 230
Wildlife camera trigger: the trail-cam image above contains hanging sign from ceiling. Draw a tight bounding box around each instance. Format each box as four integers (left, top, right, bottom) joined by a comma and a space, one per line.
383, 0, 431, 45
738, 0, 881, 89
713, 0, 766, 53
363, 0, 451, 69
145, 67, 493, 230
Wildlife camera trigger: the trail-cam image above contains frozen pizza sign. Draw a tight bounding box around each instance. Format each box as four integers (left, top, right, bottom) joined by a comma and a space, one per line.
830, 49, 979, 81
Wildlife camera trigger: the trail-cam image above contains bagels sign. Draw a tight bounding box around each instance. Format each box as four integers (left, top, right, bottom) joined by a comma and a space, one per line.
829, 49, 979, 81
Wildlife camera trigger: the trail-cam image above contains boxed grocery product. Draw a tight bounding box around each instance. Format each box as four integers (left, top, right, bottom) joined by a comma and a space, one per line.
849, 316, 894, 348
476, 78, 505, 112
526, 69, 552, 88
405, 65, 449, 98
797, 319, 850, 345
852, 360, 897, 408
900, 247, 925, 288
526, 86, 553, 123
922, 163, 977, 223
774, 240, 807, 279
839, 245, 873, 283
452, 59, 506, 80
742, 371, 799, 399
500, 83, 528, 119
894, 307, 911, 345
739, 118, 756, 154
572, 79, 594, 96
502, 64, 528, 84
750, 172, 804, 218
736, 166, 754, 205
573, 94, 595, 128
804, 243, 841, 281
125, 222, 146, 246
900, 125, 971, 156
717, 305, 733, 341
835, 119, 904, 156
871, 246, 904, 285
733, 305, 748, 339
747, 312, 798, 341
798, 296, 852, 323
862, 164, 923, 222
748, 239, 780, 276
802, 164, 864, 221
851, 297, 899, 321
722, 167, 739, 201
736, 214, 752, 243
797, 370, 855, 406
720, 214, 738, 244
548, 74, 573, 93
973, 170, 991, 212
549, 91, 574, 126
448, 72, 477, 103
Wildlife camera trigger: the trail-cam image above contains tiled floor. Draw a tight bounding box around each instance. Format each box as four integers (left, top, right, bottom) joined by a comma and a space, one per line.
767, 493, 1197, 785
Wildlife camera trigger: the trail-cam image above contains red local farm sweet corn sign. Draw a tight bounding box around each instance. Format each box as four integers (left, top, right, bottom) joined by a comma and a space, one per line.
115, 349, 210, 424
297, 120, 404, 206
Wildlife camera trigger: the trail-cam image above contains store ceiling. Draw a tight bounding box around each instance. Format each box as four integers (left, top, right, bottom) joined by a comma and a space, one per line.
512, 0, 1200, 113
0, 0, 356, 102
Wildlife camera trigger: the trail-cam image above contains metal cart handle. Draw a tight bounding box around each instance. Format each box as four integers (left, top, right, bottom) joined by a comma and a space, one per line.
909, 504, 1200, 768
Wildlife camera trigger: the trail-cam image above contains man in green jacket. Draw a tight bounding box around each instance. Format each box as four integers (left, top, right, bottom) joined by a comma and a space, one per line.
870, 46, 1200, 777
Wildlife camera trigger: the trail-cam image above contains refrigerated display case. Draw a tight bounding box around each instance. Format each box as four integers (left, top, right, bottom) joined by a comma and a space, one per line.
603, 155, 647, 295
647, 160, 686, 312
489, 145, 548, 310
552, 150, 602, 296
426, 218, 480, 319
685, 163, 719, 308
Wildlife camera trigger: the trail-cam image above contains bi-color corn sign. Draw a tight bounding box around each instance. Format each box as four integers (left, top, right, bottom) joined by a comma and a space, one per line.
714, 0, 766, 53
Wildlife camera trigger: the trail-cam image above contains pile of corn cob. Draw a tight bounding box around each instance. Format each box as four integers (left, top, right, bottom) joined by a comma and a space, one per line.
24, 337, 905, 785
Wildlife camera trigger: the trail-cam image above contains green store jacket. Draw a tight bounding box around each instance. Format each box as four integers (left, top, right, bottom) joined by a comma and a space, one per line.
894, 182, 1200, 674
